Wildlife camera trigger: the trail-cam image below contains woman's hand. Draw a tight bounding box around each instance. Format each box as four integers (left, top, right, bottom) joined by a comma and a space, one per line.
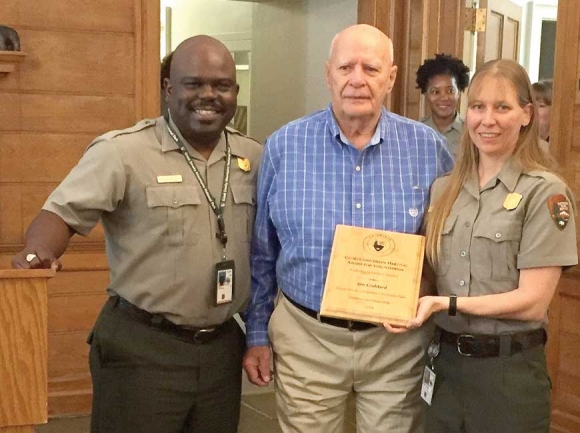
382, 296, 448, 333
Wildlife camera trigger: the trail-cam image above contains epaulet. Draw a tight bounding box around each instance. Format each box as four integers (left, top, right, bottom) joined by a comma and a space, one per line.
226, 125, 262, 146
526, 169, 560, 183
90, 118, 158, 146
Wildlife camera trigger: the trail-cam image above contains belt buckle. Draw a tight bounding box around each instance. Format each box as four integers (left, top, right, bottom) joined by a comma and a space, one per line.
457, 334, 475, 357
347, 320, 355, 331
193, 328, 215, 344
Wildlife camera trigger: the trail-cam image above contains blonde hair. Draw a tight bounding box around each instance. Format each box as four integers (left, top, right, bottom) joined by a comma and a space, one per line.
425, 59, 558, 266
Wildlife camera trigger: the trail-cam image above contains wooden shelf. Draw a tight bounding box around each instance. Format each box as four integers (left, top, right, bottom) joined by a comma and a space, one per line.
0, 51, 27, 75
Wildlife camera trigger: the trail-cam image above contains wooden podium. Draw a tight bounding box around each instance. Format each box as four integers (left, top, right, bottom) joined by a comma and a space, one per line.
0, 270, 55, 433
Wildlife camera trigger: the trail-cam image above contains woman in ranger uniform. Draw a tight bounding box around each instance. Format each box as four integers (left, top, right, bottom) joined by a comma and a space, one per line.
391, 59, 578, 433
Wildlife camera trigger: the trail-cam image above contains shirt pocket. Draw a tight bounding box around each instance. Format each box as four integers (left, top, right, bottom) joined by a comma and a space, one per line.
435, 214, 458, 276
230, 183, 256, 241
472, 219, 522, 282
146, 185, 201, 246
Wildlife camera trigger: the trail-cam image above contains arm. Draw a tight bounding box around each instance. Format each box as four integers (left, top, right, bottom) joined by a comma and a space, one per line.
12, 210, 76, 270
407, 266, 561, 328
12, 138, 126, 270
402, 177, 577, 330
243, 140, 280, 386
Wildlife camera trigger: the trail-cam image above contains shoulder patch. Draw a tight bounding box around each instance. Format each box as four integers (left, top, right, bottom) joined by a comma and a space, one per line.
547, 194, 571, 231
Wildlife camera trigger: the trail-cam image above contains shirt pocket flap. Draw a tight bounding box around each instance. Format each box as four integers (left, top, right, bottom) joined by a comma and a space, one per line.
473, 219, 522, 242
231, 184, 256, 205
146, 185, 201, 209
442, 214, 458, 235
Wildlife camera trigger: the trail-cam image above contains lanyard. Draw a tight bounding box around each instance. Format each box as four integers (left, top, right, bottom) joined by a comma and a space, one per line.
166, 121, 231, 250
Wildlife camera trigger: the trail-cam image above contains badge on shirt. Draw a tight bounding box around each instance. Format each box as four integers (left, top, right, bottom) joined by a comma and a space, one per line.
547, 194, 571, 231
214, 260, 235, 305
503, 192, 522, 211
157, 174, 183, 184
237, 157, 251, 172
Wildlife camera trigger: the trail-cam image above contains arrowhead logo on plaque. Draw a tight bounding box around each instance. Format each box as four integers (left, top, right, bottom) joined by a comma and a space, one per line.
320, 225, 425, 325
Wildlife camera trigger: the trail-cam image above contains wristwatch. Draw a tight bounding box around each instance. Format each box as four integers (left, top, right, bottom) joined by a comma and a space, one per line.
448, 294, 457, 316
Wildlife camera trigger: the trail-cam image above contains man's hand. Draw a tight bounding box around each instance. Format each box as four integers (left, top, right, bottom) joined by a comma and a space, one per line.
242, 345, 273, 386
11, 210, 74, 271
12, 246, 62, 270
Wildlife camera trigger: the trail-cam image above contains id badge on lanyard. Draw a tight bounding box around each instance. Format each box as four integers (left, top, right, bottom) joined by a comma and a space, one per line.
166, 116, 236, 305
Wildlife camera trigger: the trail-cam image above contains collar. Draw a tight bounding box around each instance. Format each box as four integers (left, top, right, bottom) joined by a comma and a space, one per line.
161, 114, 250, 162
496, 157, 523, 192
422, 112, 463, 134
449, 113, 463, 133
463, 157, 522, 198
326, 104, 386, 148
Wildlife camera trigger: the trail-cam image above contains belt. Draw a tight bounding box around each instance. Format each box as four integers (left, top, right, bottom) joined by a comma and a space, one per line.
285, 295, 376, 331
113, 296, 227, 344
439, 327, 546, 357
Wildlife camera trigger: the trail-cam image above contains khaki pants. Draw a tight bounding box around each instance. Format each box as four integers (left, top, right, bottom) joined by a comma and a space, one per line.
269, 296, 429, 433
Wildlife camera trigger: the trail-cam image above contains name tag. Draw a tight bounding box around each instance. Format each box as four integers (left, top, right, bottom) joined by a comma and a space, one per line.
157, 175, 183, 184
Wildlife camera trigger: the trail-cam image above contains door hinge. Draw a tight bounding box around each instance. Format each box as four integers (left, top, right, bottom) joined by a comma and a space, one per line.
465, 7, 487, 32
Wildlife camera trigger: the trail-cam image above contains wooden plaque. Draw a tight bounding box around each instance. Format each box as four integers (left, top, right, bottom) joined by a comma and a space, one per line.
320, 225, 424, 325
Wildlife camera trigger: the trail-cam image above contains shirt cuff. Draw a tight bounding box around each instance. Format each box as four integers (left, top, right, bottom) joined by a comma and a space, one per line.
246, 328, 270, 347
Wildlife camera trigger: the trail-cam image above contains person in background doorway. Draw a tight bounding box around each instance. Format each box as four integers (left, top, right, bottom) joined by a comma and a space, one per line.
532, 79, 553, 142
416, 53, 470, 157
160, 51, 173, 117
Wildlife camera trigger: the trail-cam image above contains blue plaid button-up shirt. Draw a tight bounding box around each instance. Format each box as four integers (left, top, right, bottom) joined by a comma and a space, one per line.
246, 105, 454, 346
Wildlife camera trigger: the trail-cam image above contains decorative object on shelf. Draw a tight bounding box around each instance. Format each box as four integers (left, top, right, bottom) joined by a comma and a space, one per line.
0, 25, 20, 51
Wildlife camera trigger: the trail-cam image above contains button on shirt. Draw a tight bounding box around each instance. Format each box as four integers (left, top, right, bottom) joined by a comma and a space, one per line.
43, 117, 262, 327
246, 106, 454, 346
431, 158, 578, 334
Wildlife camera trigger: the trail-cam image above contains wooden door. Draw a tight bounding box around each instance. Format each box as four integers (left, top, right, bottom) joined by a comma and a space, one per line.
546, 1, 580, 430
476, 0, 522, 69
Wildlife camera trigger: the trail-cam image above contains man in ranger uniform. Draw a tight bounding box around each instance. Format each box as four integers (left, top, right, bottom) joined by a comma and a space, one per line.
13, 35, 262, 433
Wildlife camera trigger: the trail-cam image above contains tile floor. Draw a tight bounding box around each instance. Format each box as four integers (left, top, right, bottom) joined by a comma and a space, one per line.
36, 391, 357, 433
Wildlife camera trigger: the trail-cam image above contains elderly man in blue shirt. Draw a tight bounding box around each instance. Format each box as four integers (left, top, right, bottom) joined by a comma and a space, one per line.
243, 24, 453, 432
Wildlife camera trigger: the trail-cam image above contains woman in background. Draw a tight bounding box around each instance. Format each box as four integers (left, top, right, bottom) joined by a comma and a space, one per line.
416, 53, 470, 157
532, 79, 553, 142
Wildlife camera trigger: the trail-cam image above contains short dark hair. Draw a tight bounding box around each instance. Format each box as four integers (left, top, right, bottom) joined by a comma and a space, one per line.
416, 53, 470, 94
160, 52, 173, 87
532, 79, 553, 106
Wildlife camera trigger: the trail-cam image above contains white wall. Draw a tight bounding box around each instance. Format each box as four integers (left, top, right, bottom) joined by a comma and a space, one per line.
521, 0, 558, 83
165, 0, 253, 50
249, 0, 308, 143
304, 0, 358, 113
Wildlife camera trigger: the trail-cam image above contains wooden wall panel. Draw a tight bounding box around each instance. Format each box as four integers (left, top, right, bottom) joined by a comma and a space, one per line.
0, 0, 134, 33
18, 30, 135, 95
0, 0, 159, 417
0, 94, 21, 130
0, 134, 91, 183
0, 186, 22, 244
18, 95, 135, 134
48, 294, 109, 333
47, 271, 110, 296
